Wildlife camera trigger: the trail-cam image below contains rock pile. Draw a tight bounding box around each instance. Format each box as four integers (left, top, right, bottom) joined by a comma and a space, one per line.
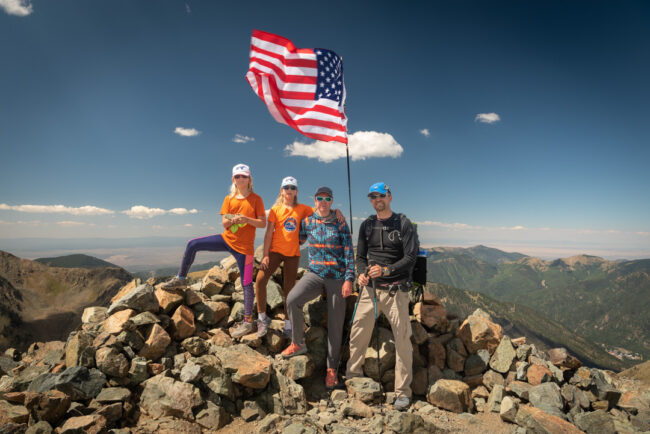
0, 252, 648, 433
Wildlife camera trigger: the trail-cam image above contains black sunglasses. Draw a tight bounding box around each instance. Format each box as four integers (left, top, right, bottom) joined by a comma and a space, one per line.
234, 174, 249, 179
282, 185, 297, 190
316, 196, 332, 202
368, 193, 387, 199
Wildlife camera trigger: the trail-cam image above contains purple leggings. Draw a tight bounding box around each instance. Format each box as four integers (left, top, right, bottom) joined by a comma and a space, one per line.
179, 234, 254, 321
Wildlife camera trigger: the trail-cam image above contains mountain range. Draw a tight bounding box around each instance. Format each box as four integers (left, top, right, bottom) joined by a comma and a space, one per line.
427, 245, 649, 364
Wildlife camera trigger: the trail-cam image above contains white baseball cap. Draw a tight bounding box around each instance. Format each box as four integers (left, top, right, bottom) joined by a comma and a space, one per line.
232, 163, 250, 177
281, 176, 298, 188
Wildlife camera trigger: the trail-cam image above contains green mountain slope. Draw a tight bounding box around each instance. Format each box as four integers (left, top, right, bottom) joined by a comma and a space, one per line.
425, 282, 627, 371
35, 254, 120, 269
426, 248, 650, 362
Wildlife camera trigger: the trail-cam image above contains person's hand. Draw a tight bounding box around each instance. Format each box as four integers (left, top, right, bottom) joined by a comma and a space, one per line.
232, 215, 246, 225
261, 256, 270, 270
334, 208, 346, 223
357, 273, 369, 287
342, 280, 353, 298
367, 264, 383, 279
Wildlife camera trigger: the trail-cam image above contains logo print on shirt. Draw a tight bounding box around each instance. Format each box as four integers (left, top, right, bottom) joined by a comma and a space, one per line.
284, 217, 297, 232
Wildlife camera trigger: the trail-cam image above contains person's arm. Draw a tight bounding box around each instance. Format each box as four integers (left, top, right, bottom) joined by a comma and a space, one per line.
299, 216, 309, 245
220, 197, 233, 230
339, 221, 355, 283
383, 217, 417, 277
239, 213, 266, 228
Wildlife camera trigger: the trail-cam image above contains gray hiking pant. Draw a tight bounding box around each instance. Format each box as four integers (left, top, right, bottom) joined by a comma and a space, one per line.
286, 271, 346, 370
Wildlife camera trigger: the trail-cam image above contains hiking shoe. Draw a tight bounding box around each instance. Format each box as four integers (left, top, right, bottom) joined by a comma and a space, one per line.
257, 315, 272, 338
281, 342, 307, 359
161, 276, 188, 290
325, 368, 338, 389
394, 396, 411, 411
231, 321, 255, 338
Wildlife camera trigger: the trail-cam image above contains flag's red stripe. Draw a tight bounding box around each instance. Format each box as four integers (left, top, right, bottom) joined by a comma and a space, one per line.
248, 60, 317, 84
286, 104, 345, 119
294, 118, 347, 132
250, 45, 317, 69
298, 130, 348, 144
252, 30, 314, 55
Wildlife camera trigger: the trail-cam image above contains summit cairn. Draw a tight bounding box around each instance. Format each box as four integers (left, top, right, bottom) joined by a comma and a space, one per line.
0, 250, 648, 433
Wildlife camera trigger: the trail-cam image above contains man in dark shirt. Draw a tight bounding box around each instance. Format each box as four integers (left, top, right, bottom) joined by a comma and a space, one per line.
346, 182, 418, 411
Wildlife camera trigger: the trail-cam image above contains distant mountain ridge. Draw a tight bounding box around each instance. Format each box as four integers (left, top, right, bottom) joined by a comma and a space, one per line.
35, 253, 120, 269
426, 246, 650, 363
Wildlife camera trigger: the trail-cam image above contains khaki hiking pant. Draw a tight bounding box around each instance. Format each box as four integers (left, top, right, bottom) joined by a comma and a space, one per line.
346, 286, 413, 399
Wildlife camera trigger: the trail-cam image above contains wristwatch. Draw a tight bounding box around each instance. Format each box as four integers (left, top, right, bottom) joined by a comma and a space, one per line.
382, 266, 390, 277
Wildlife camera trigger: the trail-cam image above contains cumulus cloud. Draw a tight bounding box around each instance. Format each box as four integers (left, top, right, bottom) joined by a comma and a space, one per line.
475, 113, 501, 124
285, 131, 403, 163
0, 0, 33, 16
416, 221, 481, 230
419, 128, 430, 137
123, 206, 198, 219
57, 221, 85, 226
0, 203, 114, 216
174, 127, 201, 137
233, 134, 255, 143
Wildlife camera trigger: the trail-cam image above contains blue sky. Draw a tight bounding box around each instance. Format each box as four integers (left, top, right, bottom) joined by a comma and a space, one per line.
1, 0, 649, 266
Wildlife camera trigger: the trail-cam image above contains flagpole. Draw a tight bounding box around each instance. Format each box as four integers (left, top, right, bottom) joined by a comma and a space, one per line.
345, 143, 353, 235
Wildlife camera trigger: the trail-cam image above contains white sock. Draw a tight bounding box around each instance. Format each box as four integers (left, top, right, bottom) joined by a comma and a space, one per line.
259, 312, 268, 321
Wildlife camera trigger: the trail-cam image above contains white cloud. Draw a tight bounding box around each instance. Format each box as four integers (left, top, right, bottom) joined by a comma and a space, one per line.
152, 225, 163, 230
475, 113, 501, 124
509, 225, 526, 231
285, 131, 403, 163
233, 134, 255, 143
123, 206, 199, 219
184, 223, 193, 227
174, 127, 201, 137
416, 220, 481, 230
185, 2, 191, 13
419, 128, 430, 137
57, 221, 85, 226
637, 232, 649, 236
0, 0, 33, 16
0, 203, 114, 215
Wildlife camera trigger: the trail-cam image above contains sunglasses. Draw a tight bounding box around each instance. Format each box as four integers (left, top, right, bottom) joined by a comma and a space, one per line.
316, 196, 332, 202
234, 174, 249, 179
368, 193, 387, 199
282, 186, 297, 190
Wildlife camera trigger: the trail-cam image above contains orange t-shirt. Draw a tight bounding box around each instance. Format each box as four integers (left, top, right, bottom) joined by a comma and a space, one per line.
220, 192, 265, 256
268, 203, 314, 257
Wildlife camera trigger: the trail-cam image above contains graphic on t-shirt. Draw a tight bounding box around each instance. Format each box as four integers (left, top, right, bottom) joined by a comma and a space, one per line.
283, 217, 298, 232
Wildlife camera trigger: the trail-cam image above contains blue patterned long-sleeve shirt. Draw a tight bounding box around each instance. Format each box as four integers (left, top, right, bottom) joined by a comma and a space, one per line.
299, 213, 355, 281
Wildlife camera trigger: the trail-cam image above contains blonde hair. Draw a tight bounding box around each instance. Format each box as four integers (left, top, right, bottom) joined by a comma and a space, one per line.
274, 189, 298, 207
229, 176, 254, 197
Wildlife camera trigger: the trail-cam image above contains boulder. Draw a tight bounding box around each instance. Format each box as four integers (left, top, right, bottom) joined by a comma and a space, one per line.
130, 311, 160, 327
489, 336, 517, 374
95, 347, 129, 378
171, 305, 196, 340
573, 409, 616, 433
0, 400, 29, 425
266, 279, 284, 311
193, 355, 233, 399
500, 396, 518, 423
410, 321, 428, 345
482, 369, 505, 391
128, 357, 149, 384
305, 326, 328, 369
515, 405, 584, 434
95, 387, 131, 403
275, 355, 315, 381
446, 349, 466, 373
116, 329, 145, 351
135, 416, 202, 434
276, 371, 307, 414
209, 329, 233, 347
194, 301, 229, 326
548, 348, 582, 370
414, 302, 448, 329
411, 366, 429, 396
139, 374, 203, 421
154, 287, 184, 313
181, 337, 208, 357
345, 377, 382, 403
29, 367, 106, 401
102, 309, 136, 335
341, 399, 373, 418
138, 323, 171, 360
427, 339, 446, 370
529, 382, 565, 418
363, 327, 396, 380
507, 380, 533, 401
65, 331, 96, 369
59, 414, 107, 434
527, 363, 553, 386
81, 307, 108, 324
457, 314, 502, 354
427, 379, 471, 413
107, 283, 159, 315
487, 384, 505, 412
465, 349, 490, 376
196, 401, 230, 429
212, 344, 271, 389
201, 266, 229, 296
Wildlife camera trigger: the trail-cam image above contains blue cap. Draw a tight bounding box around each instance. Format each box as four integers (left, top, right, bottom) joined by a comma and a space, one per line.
368, 182, 389, 195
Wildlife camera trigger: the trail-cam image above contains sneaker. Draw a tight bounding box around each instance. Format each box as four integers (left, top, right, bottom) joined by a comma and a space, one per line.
231, 321, 255, 338
394, 396, 411, 411
161, 276, 188, 290
281, 342, 307, 359
325, 368, 338, 389
257, 315, 272, 338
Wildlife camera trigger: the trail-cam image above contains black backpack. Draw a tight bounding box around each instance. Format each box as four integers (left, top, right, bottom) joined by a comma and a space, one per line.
363, 214, 427, 286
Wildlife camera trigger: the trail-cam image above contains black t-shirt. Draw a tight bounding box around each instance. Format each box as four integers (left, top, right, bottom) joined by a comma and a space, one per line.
356, 213, 418, 284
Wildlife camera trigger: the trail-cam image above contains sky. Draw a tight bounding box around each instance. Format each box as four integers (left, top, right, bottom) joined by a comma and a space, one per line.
1, 0, 649, 267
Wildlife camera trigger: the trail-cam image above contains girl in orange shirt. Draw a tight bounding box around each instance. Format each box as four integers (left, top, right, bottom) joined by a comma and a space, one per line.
162, 163, 266, 338
255, 176, 343, 338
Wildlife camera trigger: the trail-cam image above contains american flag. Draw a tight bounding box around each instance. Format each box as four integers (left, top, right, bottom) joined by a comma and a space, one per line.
246, 30, 348, 144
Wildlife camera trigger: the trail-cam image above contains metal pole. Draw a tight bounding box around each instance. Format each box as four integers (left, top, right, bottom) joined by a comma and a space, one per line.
345, 143, 353, 234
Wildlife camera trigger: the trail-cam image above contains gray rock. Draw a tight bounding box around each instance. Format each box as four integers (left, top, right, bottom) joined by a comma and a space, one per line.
128, 356, 149, 384
346, 377, 382, 403
107, 283, 159, 314
516, 361, 529, 381
508, 380, 532, 401
182, 336, 208, 356
241, 400, 266, 421
464, 350, 490, 376
489, 336, 516, 374
529, 382, 565, 418
139, 374, 203, 421
228, 301, 244, 325
590, 370, 621, 407
516, 344, 532, 361
482, 369, 505, 391
487, 384, 505, 412
29, 367, 106, 401
363, 327, 396, 380
95, 347, 129, 378
180, 359, 202, 383
573, 409, 616, 434
95, 387, 131, 403
500, 396, 518, 423
65, 331, 96, 369
116, 330, 145, 351
130, 311, 160, 327
25, 421, 53, 434
195, 401, 230, 429
256, 414, 283, 433
276, 371, 307, 414
266, 279, 284, 311
305, 326, 328, 369
384, 410, 433, 432
194, 354, 233, 399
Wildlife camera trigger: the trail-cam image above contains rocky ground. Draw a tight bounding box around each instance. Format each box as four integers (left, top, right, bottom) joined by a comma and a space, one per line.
0, 251, 649, 433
